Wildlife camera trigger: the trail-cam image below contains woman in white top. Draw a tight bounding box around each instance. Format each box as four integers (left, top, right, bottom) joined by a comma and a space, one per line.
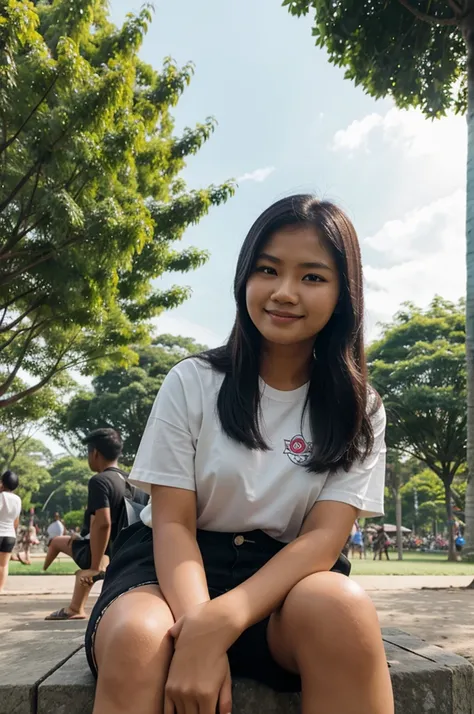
84, 196, 394, 713
0, 470, 22, 593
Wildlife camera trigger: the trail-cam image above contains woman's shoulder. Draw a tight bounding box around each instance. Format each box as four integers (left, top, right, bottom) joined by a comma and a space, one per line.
367, 386, 386, 429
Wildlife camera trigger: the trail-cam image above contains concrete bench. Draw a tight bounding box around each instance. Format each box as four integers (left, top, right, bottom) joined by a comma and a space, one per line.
1, 629, 473, 713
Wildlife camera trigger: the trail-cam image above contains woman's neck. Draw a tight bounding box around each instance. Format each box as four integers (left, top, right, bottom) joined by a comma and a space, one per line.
259, 340, 313, 391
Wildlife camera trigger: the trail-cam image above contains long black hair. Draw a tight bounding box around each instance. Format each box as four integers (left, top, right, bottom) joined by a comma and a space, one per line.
199, 194, 379, 473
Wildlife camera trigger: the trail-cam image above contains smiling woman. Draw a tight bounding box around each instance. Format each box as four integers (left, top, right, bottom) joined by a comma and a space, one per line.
85, 194, 392, 714
247, 226, 340, 350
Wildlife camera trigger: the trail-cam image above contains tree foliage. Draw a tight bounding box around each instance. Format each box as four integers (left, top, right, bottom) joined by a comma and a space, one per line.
367, 296, 466, 559
0, 431, 52, 510
0, 374, 69, 464
0, 0, 234, 408
283, 0, 468, 117
49, 334, 207, 465
37, 455, 90, 517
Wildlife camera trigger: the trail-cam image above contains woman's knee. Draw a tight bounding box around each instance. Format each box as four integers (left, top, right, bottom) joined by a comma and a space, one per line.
95, 589, 174, 685
276, 571, 382, 664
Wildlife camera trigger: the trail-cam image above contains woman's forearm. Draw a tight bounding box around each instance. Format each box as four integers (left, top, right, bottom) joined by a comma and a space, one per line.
153, 521, 210, 621
215, 527, 343, 632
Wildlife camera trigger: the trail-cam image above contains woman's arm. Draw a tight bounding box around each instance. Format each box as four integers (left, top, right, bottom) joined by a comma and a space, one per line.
213, 500, 358, 633
152, 484, 210, 621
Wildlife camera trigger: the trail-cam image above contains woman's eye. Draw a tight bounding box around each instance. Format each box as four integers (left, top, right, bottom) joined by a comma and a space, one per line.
303, 274, 324, 282
256, 265, 276, 275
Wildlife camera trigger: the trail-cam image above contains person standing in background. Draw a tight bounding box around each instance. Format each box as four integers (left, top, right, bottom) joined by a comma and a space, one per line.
0, 470, 22, 594
47, 512, 66, 545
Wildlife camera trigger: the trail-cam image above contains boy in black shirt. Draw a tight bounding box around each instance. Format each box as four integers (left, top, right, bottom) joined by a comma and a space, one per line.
44, 428, 148, 620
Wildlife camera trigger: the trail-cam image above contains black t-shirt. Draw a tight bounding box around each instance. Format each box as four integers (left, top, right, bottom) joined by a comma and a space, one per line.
80, 467, 148, 544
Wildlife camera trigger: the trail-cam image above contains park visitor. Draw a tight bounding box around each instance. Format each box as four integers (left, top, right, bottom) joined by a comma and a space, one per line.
46, 512, 66, 544
85, 195, 394, 714
0, 470, 21, 594
373, 525, 391, 561
44, 427, 148, 620
350, 523, 364, 558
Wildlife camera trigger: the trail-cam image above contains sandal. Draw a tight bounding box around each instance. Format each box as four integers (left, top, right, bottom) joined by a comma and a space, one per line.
44, 607, 86, 621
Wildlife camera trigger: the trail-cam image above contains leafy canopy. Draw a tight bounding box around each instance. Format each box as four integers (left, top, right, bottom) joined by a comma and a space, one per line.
283, 0, 467, 117
49, 334, 207, 465
0, 0, 234, 408
368, 296, 466, 485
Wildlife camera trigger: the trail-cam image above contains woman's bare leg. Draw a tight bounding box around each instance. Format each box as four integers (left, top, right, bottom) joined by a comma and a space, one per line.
43, 536, 73, 571
268, 571, 394, 714
92, 585, 174, 714
0, 552, 12, 593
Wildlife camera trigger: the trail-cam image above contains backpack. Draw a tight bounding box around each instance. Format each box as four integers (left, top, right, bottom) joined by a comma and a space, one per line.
103, 467, 148, 540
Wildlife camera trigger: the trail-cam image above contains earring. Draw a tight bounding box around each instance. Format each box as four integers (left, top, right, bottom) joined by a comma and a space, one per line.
313, 345, 317, 361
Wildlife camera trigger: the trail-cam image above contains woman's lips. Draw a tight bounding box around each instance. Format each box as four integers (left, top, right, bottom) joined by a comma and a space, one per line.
265, 310, 303, 323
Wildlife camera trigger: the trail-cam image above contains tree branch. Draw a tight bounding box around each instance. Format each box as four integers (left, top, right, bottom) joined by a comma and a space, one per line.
0, 320, 49, 353
0, 333, 97, 408
0, 295, 47, 334
0, 233, 81, 285
0, 76, 58, 155
0, 314, 43, 397
0, 287, 37, 317
398, 0, 458, 24
446, 0, 465, 13
0, 161, 40, 214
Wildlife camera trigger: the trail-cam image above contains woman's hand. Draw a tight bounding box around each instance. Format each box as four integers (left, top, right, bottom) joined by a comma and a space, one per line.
164, 599, 242, 714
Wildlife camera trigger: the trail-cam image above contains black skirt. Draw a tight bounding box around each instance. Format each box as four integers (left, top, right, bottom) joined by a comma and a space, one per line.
85, 522, 351, 693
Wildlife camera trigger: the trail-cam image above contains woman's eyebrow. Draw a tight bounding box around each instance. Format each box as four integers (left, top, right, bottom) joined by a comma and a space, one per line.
258, 252, 333, 271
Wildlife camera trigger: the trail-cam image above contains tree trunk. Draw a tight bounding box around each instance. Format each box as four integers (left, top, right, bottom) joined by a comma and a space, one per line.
444, 480, 457, 562
395, 488, 403, 560
463, 8, 474, 564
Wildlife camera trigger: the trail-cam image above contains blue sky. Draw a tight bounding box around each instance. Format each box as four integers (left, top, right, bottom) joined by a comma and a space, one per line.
108, 0, 466, 349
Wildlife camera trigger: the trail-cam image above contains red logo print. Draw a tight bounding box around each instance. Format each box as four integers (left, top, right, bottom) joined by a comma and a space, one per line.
283, 435, 312, 465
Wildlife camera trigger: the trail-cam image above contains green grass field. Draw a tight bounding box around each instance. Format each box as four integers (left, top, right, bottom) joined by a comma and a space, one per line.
8, 551, 474, 577
9, 559, 78, 575
349, 551, 474, 576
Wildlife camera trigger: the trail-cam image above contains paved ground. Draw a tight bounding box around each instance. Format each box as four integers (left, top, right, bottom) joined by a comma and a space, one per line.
2, 574, 474, 667
3, 573, 474, 595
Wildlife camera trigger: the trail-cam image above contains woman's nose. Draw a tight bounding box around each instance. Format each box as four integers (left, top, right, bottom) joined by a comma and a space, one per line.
271, 280, 299, 304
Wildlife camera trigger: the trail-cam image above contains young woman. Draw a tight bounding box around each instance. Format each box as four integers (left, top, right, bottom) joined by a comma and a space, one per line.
85, 195, 394, 714
0, 470, 21, 593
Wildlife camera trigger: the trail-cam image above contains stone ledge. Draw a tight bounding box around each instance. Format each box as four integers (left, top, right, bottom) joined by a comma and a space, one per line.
0, 628, 85, 714
34, 629, 474, 714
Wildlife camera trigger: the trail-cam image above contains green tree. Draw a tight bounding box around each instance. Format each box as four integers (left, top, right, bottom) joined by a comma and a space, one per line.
49, 334, 207, 465
0, 376, 68, 465
0, 1, 234, 408
0, 432, 52, 511
63, 509, 85, 530
400, 470, 447, 534
283, 0, 474, 558
37, 455, 91, 516
367, 296, 466, 560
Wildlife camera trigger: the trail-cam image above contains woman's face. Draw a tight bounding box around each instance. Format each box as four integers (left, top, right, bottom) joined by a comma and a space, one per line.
246, 225, 340, 348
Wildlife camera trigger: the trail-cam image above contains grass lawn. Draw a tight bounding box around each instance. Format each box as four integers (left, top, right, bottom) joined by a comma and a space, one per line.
8, 551, 474, 577
9, 559, 78, 575
349, 551, 474, 576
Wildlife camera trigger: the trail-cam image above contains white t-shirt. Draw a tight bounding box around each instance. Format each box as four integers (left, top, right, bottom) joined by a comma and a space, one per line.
47, 520, 65, 539
130, 358, 386, 543
0, 491, 22, 538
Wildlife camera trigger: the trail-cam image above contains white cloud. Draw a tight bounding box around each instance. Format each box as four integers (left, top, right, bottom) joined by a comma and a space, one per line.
332, 107, 466, 166
332, 113, 384, 152
152, 313, 224, 348
364, 189, 466, 337
237, 166, 276, 183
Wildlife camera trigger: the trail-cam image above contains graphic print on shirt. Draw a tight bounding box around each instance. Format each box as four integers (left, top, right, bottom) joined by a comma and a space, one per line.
283, 435, 313, 465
